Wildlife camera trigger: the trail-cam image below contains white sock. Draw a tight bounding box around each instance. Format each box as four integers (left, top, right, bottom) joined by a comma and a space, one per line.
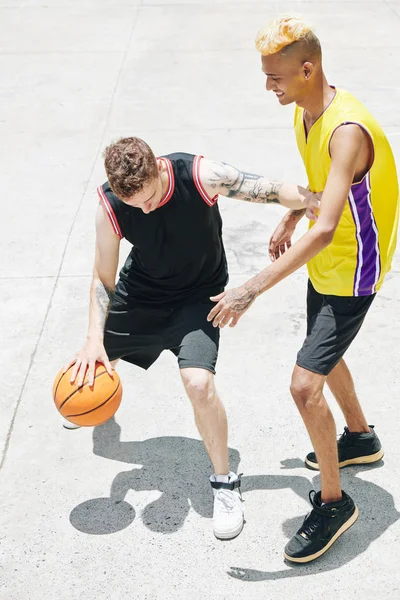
214, 473, 230, 483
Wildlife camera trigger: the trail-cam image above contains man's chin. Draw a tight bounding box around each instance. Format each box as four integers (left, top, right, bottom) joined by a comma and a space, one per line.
277, 95, 293, 106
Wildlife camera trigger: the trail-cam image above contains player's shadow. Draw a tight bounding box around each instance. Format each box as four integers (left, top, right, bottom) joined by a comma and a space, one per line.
69, 417, 312, 536
228, 460, 400, 581
69, 418, 399, 577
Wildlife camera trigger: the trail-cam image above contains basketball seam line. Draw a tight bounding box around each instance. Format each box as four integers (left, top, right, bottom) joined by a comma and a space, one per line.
65, 381, 121, 418
57, 368, 108, 411
53, 368, 79, 400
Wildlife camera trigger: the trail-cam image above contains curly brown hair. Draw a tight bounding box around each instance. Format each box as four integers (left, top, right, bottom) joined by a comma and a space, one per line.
103, 137, 159, 199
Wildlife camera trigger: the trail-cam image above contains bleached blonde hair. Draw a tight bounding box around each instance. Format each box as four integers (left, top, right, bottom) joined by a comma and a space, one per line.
255, 15, 320, 57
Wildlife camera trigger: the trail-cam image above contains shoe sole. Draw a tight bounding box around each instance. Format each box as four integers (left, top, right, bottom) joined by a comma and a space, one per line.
284, 505, 359, 564
214, 521, 244, 540
305, 448, 384, 471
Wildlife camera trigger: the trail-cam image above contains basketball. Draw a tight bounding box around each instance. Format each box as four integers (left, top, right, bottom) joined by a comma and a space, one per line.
53, 362, 122, 427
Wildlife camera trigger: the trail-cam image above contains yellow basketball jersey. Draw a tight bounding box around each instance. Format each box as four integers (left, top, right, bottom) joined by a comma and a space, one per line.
294, 88, 399, 296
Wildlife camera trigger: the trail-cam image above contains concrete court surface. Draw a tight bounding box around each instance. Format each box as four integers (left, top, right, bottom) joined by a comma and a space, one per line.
1, 0, 400, 598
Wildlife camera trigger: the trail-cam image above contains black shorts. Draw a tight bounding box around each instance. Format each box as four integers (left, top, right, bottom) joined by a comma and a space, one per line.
103, 300, 219, 374
296, 280, 375, 376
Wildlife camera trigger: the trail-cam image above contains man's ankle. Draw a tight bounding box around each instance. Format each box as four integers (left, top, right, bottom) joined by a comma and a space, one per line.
346, 423, 371, 434
320, 493, 343, 505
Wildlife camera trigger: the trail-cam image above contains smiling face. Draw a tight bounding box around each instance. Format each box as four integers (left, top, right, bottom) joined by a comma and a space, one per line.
261, 51, 313, 106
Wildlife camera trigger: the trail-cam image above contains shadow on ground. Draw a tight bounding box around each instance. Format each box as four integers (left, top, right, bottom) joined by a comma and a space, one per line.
69, 417, 239, 535
70, 418, 311, 535
228, 461, 400, 581
69, 418, 399, 579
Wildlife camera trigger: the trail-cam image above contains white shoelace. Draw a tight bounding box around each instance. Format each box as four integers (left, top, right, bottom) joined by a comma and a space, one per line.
215, 489, 240, 513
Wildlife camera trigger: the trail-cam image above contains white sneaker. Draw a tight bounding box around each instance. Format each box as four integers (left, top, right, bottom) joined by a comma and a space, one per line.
62, 418, 81, 430
210, 472, 244, 540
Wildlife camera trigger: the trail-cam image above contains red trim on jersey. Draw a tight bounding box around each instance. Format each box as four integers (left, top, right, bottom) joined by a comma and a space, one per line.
192, 155, 219, 206
96, 186, 123, 239
157, 157, 175, 208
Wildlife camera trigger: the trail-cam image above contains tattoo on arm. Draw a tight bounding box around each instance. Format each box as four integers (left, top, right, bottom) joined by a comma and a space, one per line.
206, 161, 283, 204
226, 285, 258, 313
288, 208, 306, 220
95, 282, 115, 328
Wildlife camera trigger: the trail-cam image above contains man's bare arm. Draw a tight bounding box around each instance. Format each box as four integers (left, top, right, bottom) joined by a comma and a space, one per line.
288, 208, 307, 220
207, 125, 365, 327
87, 205, 120, 341
199, 158, 311, 210
232, 126, 363, 295
268, 207, 307, 262
64, 203, 121, 385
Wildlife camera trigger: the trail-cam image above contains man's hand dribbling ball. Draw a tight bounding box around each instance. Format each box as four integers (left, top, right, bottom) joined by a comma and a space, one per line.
53, 362, 122, 427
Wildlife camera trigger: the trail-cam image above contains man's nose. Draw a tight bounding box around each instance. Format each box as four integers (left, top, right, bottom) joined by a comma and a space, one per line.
266, 76, 275, 91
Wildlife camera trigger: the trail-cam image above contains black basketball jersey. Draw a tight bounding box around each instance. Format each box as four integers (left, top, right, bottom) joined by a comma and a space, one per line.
97, 153, 228, 308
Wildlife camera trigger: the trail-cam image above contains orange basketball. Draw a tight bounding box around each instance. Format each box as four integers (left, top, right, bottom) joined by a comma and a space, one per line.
53, 362, 122, 427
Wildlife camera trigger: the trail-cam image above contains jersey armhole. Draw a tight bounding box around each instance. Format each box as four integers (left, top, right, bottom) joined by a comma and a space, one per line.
192, 155, 219, 206
96, 186, 124, 239
328, 121, 375, 181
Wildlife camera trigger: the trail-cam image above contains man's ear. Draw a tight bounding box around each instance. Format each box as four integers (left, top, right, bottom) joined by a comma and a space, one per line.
303, 61, 314, 80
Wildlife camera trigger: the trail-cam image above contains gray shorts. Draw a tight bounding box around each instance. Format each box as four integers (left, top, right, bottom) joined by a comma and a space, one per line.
104, 300, 219, 374
296, 280, 375, 376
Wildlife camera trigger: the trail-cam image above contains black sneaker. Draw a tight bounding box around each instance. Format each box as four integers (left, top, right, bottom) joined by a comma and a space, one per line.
284, 490, 359, 563
305, 425, 384, 470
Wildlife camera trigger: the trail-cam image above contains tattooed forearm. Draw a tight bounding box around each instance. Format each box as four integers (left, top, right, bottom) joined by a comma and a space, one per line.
206, 161, 283, 204
290, 209, 306, 218
224, 283, 262, 314
286, 208, 307, 224
95, 282, 115, 328
226, 288, 255, 313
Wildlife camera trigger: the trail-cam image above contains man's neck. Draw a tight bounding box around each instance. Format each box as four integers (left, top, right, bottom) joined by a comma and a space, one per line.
157, 158, 170, 201
298, 76, 336, 125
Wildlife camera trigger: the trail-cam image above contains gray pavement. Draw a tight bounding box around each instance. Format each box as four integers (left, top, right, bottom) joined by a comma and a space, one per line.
1, 1, 400, 598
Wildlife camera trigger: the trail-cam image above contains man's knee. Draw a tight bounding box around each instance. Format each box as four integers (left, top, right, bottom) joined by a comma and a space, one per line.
181, 368, 215, 406
290, 367, 324, 410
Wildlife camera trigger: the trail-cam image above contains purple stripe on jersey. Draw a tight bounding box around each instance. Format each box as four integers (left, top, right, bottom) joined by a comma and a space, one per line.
348, 172, 380, 296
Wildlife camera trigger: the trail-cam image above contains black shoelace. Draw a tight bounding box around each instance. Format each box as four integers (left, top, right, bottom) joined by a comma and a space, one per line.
301, 512, 324, 539
300, 491, 332, 539
337, 427, 353, 449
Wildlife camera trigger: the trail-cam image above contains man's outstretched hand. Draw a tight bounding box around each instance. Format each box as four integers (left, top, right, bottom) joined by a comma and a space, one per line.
207, 287, 257, 328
